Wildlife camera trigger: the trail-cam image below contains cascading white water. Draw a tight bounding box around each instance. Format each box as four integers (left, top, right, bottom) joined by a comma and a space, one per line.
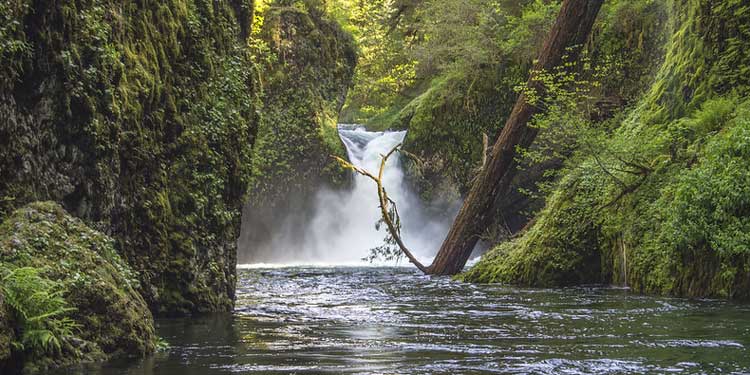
242, 124, 456, 266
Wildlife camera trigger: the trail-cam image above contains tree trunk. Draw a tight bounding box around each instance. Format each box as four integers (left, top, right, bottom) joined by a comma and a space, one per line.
426, 0, 604, 275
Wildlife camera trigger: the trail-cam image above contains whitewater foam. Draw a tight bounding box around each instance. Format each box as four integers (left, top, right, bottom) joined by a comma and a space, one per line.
241, 124, 457, 267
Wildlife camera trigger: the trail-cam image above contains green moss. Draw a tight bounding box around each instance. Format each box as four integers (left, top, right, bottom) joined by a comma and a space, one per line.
0, 202, 155, 371
249, 1, 356, 202
399, 70, 520, 203
0, 290, 13, 366
0, 0, 260, 315
462, 0, 750, 300
634, 0, 750, 124
458, 167, 605, 286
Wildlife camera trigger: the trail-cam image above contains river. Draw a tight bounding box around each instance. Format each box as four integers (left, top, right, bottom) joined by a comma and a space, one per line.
55, 126, 750, 374
58, 266, 750, 374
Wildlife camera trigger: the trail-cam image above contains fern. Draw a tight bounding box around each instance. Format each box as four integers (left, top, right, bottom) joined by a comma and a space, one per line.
0, 266, 79, 356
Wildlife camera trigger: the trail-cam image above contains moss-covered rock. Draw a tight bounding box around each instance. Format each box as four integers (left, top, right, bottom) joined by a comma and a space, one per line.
459, 168, 606, 286
239, 0, 356, 261
399, 70, 518, 204
0, 202, 155, 371
0, 0, 260, 315
252, 1, 356, 195
463, 0, 750, 300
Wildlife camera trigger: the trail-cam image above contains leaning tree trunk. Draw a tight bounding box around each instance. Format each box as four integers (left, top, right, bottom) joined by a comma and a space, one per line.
426, 0, 604, 275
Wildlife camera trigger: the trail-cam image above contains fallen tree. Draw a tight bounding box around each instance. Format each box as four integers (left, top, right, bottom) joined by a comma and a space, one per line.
336, 0, 604, 275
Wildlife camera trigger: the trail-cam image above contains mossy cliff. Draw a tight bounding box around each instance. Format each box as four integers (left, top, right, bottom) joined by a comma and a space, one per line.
240, 0, 356, 261
0, 0, 259, 315
374, 0, 668, 237
0, 0, 357, 369
462, 0, 750, 299
0, 202, 155, 372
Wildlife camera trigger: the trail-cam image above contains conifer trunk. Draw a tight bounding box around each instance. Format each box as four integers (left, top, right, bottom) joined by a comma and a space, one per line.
426, 0, 604, 275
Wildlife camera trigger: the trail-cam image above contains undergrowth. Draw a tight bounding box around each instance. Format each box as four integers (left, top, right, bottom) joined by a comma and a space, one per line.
0, 266, 79, 357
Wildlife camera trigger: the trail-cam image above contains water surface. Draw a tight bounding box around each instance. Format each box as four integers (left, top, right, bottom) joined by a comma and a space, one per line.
61, 267, 750, 374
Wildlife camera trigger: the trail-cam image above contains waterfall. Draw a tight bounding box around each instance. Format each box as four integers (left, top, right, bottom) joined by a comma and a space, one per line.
240, 124, 457, 266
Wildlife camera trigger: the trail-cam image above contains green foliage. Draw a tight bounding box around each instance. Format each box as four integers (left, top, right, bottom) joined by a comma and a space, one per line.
356, 0, 668, 235
664, 107, 750, 258
154, 336, 170, 351
0, 1, 31, 89
515, 53, 621, 201
0, 0, 261, 315
416, 0, 557, 76
248, 1, 356, 205
364, 201, 406, 264
332, 0, 418, 122
621, 97, 750, 298
337, 0, 556, 125
0, 202, 155, 370
463, 0, 750, 300
0, 267, 79, 356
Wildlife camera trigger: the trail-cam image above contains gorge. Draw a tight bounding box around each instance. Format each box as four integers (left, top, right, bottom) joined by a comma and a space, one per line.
1, 0, 750, 373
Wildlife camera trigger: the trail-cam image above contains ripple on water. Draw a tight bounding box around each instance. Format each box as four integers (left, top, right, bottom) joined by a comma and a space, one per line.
51, 266, 750, 375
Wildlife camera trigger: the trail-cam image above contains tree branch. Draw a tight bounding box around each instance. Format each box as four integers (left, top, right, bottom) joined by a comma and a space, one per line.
331, 144, 429, 273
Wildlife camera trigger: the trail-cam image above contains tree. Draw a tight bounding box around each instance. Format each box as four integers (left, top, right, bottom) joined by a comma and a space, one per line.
334, 145, 429, 273
340, 0, 605, 275
427, 0, 604, 275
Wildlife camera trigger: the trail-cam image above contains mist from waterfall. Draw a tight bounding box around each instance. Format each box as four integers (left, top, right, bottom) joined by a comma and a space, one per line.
240, 125, 458, 266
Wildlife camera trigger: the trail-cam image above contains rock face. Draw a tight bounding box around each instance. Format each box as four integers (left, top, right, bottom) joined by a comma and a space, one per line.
462, 0, 750, 300
0, 0, 259, 315
0, 202, 155, 371
239, 1, 357, 263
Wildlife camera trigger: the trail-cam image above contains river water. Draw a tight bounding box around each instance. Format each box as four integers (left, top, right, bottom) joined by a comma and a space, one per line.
56, 127, 750, 374
60, 266, 750, 375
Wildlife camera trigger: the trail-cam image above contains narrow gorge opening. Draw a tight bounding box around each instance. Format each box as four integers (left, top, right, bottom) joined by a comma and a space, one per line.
238, 125, 459, 266
4, 0, 750, 373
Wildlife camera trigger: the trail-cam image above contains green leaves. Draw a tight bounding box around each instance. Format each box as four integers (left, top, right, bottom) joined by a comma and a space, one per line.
333, 0, 417, 123
662, 101, 750, 258
0, 266, 80, 356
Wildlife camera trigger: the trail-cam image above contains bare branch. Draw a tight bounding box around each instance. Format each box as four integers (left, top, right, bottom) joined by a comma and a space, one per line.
331, 145, 429, 273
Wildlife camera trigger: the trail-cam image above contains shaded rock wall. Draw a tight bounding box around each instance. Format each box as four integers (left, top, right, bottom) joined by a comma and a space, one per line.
0, 0, 259, 315
239, 1, 357, 263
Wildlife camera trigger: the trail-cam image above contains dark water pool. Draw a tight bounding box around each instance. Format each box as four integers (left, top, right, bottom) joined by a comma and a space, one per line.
57, 267, 750, 374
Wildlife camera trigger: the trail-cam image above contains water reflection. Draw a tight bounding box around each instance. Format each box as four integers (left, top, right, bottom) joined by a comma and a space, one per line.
56, 267, 750, 374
